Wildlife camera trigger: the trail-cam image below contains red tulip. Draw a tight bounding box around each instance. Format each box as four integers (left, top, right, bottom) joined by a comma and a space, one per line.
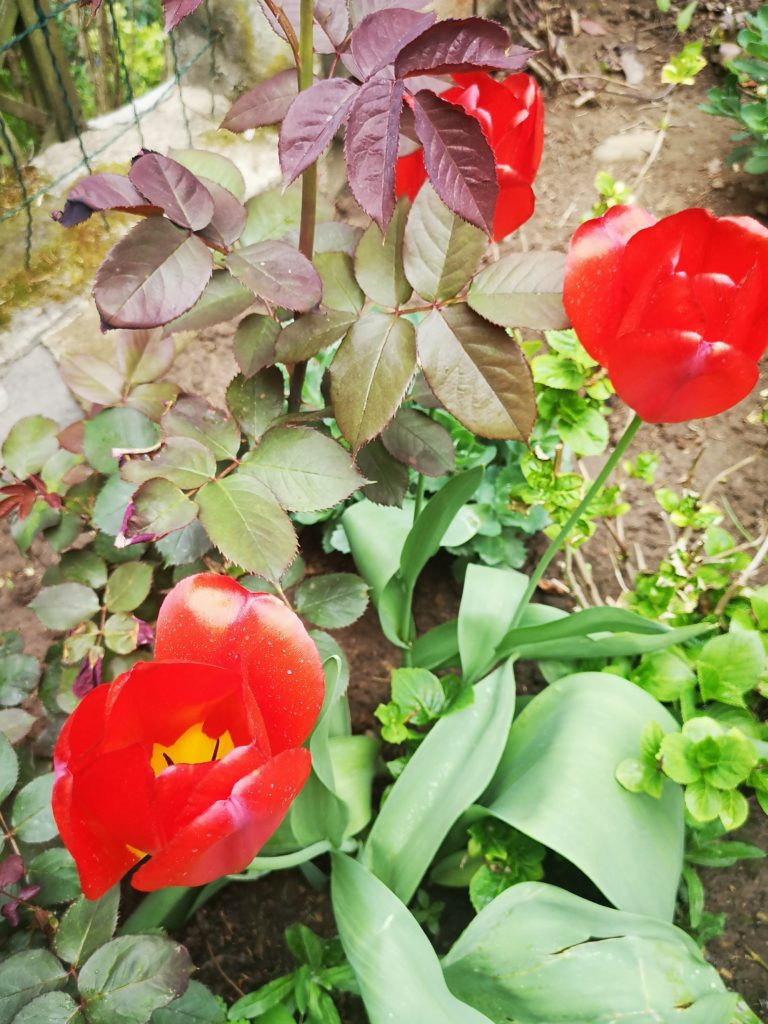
52, 574, 324, 899
563, 205, 768, 423
395, 72, 544, 241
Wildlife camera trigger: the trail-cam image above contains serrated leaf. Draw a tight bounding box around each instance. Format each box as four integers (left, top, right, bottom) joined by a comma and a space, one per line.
467, 251, 568, 330
222, 69, 299, 132
197, 474, 297, 582
233, 315, 281, 378
411, 91, 497, 234
162, 396, 241, 461
149, 981, 226, 1023
276, 310, 357, 364
12, 991, 85, 1024
225, 369, 285, 441
417, 305, 536, 440
381, 408, 454, 476
0, 653, 40, 706
315, 252, 365, 314
1, 416, 59, 479
27, 848, 81, 905
79, 935, 192, 1024
92, 476, 136, 537
356, 440, 409, 507
0, 733, 19, 803
116, 331, 175, 386
155, 520, 211, 568
120, 479, 198, 543
403, 183, 486, 302
167, 149, 246, 201
55, 888, 120, 966
121, 437, 217, 490
227, 242, 322, 312
103, 613, 139, 654
196, 178, 247, 251
0, 708, 36, 744
83, 408, 160, 476
279, 79, 358, 186
344, 77, 404, 231
295, 574, 369, 629
94, 219, 213, 330
11, 773, 56, 843
354, 197, 412, 308
240, 427, 366, 511
331, 313, 417, 451
163, 272, 254, 336
0, 950, 68, 1024
349, 8, 435, 78
128, 153, 214, 231
59, 349, 125, 405
104, 562, 153, 613
394, 18, 530, 77
29, 584, 99, 631
240, 185, 303, 248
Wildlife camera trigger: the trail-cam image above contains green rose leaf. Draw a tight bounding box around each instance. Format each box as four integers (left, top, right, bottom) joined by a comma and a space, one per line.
78, 935, 192, 1024
103, 613, 140, 655
12, 991, 85, 1024
381, 408, 455, 477
197, 474, 297, 582
233, 314, 281, 378
294, 573, 369, 629
83, 409, 161, 476
92, 476, 136, 537
27, 848, 81, 906
11, 773, 57, 843
331, 313, 417, 452
122, 479, 199, 541
417, 305, 536, 441
162, 396, 241, 461
46, 551, 108, 590
0, 950, 68, 1023
355, 197, 412, 308
0, 733, 19, 804
275, 310, 357, 363
403, 183, 486, 303
55, 887, 121, 967
241, 427, 366, 512
315, 251, 365, 314
29, 584, 99, 631
105, 562, 153, 613
467, 250, 568, 330
0, 653, 40, 707
149, 981, 226, 1023
356, 440, 409, 508
163, 272, 254, 337
121, 438, 217, 490
1, 416, 59, 479
225, 369, 285, 441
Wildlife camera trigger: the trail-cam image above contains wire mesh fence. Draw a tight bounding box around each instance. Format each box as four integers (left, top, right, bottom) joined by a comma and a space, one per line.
0, 0, 218, 267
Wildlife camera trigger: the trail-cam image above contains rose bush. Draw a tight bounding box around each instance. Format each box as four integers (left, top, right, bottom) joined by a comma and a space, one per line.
52, 574, 324, 899
563, 205, 768, 422
395, 71, 544, 240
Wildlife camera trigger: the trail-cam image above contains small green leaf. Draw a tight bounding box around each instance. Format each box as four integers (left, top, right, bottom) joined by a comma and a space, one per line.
124, 479, 199, 540
78, 936, 192, 1024
11, 773, 57, 843
103, 614, 140, 655
92, 476, 136, 537
226, 369, 285, 441
227, 975, 294, 1020
0, 950, 68, 1024
27, 848, 81, 905
381, 409, 455, 477
83, 409, 160, 476
390, 667, 445, 722
467, 251, 568, 330
29, 584, 99, 632
149, 981, 226, 1023
660, 733, 700, 784
715, 788, 749, 831
697, 631, 765, 707
55, 888, 120, 966
1, 416, 59, 479
163, 396, 241, 461
403, 183, 486, 303
155, 521, 211, 567
12, 991, 85, 1024
197, 474, 297, 582
233, 314, 280, 378
355, 197, 412, 308
47, 551, 108, 590
0, 653, 40, 706
684, 779, 723, 822
105, 563, 153, 613
241, 427, 366, 512
0, 733, 19, 803
315, 252, 365, 314
121, 438, 217, 490
294, 574, 369, 629
631, 649, 695, 702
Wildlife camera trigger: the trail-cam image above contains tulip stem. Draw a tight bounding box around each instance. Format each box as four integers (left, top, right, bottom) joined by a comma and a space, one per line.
511, 413, 643, 626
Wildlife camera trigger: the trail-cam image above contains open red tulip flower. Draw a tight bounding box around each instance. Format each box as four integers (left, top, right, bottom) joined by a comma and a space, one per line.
52, 574, 325, 900
563, 205, 768, 423
395, 71, 544, 241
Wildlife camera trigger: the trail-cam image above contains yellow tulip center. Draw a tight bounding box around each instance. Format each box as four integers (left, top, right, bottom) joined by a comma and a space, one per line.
150, 722, 235, 776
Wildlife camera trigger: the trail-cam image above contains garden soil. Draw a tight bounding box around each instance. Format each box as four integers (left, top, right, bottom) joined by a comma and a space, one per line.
1, 0, 767, 1016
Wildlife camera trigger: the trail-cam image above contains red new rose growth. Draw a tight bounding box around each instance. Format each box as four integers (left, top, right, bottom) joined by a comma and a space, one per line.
396, 71, 544, 241
52, 574, 325, 900
563, 205, 768, 423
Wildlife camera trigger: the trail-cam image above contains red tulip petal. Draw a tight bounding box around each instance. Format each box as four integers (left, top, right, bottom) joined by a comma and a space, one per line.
238, 596, 325, 753
53, 681, 111, 771
131, 748, 311, 890
492, 181, 534, 241
622, 208, 714, 280
619, 272, 704, 335
608, 329, 758, 423
151, 760, 212, 840
395, 148, 428, 201
154, 573, 251, 669
689, 272, 736, 338
704, 215, 768, 282
53, 768, 142, 899
73, 744, 160, 852
104, 660, 262, 752
563, 205, 656, 362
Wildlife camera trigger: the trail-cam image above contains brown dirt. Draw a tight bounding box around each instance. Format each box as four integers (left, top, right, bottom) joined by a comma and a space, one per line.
2, 0, 768, 1017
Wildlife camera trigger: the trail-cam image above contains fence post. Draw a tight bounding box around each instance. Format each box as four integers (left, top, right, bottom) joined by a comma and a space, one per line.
16, 0, 82, 140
